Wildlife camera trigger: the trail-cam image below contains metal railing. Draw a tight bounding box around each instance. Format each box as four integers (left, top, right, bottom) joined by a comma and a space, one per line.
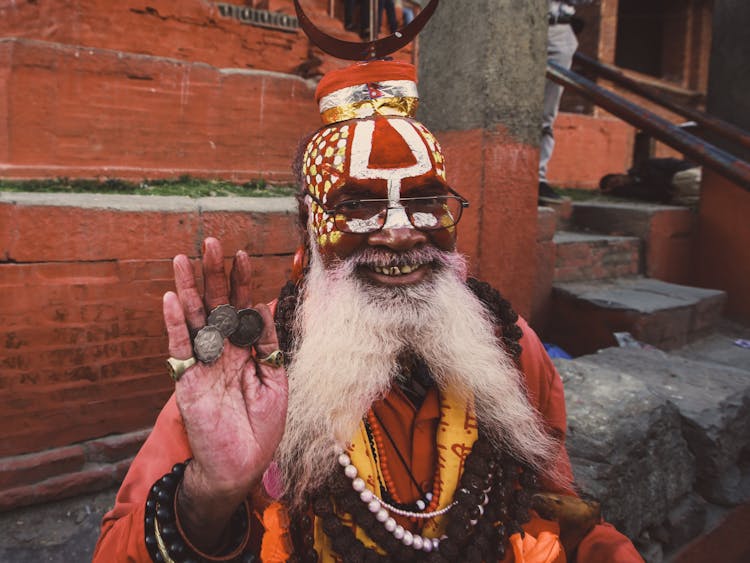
573, 53, 750, 152
547, 61, 750, 192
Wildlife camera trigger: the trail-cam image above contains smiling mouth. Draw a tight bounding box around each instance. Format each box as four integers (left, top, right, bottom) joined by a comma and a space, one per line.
369, 263, 424, 277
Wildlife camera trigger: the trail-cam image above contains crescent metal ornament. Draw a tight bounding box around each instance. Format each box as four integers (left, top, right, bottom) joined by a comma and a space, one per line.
293, 0, 439, 61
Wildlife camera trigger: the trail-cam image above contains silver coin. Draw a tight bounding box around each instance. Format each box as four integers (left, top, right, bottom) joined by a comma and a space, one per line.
207, 304, 239, 338
193, 326, 225, 363
229, 308, 264, 347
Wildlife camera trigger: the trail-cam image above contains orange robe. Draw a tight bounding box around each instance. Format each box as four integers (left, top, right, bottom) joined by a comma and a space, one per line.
93, 317, 642, 562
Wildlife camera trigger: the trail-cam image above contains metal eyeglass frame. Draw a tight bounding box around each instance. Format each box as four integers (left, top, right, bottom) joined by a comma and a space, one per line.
305, 187, 470, 234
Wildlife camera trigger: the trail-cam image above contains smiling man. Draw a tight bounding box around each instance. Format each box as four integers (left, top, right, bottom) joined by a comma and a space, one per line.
94, 60, 642, 562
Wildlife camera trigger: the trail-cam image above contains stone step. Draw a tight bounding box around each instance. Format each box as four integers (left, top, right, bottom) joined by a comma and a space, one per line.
568, 201, 696, 283
553, 231, 641, 282
540, 196, 573, 224
546, 277, 726, 356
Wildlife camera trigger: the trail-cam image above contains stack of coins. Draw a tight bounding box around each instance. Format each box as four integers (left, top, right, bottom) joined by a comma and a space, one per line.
193, 305, 264, 363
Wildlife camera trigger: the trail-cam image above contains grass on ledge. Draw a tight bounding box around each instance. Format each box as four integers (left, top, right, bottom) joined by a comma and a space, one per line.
0, 177, 297, 198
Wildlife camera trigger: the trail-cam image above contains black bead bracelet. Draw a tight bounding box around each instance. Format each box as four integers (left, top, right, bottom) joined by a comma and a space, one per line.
143, 461, 256, 563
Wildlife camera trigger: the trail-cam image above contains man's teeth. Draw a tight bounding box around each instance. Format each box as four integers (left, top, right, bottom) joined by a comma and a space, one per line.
373, 264, 421, 276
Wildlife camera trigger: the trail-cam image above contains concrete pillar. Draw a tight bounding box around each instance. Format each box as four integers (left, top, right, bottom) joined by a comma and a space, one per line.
417, 0, 548, 318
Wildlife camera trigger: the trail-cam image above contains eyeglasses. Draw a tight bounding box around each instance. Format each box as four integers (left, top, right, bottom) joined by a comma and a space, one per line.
307, 189, 470, 234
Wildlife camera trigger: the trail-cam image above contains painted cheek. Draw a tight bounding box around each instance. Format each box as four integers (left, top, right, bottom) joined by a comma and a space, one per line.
428, 227, 457, 251
317, 231, 368, 262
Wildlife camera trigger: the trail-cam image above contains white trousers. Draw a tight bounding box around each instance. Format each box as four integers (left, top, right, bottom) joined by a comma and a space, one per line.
539, 24, 578, 183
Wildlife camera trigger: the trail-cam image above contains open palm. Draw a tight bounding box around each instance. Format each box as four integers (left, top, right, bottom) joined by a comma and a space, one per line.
163, 237, 288, 536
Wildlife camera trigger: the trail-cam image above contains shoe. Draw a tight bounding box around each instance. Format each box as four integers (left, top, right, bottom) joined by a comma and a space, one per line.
538, 181, 562, 203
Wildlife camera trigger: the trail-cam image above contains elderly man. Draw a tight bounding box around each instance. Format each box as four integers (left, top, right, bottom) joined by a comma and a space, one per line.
94, 59, 641, 562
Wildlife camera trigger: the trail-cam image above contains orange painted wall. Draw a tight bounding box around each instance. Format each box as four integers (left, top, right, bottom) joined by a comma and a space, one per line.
695, 170, 750, 320
546, 112, 635, 189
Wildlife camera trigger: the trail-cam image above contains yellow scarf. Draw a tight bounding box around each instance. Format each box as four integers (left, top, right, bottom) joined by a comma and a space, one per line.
261, 387, 564, 562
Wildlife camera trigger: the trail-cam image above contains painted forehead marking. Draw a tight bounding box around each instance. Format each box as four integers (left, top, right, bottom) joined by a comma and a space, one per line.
348, 118, 433, 191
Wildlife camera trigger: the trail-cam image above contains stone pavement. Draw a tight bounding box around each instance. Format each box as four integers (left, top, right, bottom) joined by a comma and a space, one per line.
0, 487, 116, 562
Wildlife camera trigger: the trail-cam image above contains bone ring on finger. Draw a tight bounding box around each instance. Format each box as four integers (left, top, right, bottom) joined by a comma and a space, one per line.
167, 356, 197, 382
258, 350, 285, 369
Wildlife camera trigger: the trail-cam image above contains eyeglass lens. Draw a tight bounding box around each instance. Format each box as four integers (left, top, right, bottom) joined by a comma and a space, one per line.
334, 197, 462, 234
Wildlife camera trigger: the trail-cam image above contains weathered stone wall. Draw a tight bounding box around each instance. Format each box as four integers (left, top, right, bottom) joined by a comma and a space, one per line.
0, 0, 386, 76
0, 38, 320, 182
557, 346, 750, 561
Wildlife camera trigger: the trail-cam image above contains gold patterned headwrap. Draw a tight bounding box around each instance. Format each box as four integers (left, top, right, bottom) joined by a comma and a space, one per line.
314, 60, 419, 125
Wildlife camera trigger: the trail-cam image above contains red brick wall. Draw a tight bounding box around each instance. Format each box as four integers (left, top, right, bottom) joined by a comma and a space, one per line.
0, 38, 321, 182
0, 0, 405, 76
0, 194, 300, 464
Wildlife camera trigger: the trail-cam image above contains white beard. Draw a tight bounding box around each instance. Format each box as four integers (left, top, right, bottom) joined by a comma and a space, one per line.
275, 242, 562, 507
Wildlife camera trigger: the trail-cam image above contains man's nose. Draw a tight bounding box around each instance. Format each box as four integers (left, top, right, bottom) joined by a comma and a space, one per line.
367, 225, 428, 251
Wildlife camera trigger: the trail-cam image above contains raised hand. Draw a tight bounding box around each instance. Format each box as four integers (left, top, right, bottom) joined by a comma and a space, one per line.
163, 237, 288, 550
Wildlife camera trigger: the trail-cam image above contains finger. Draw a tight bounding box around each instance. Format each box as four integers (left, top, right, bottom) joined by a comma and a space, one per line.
229, 250, 253, 309
252, 304, 287, 382
253, 303, 280, 356
173, 254, 206, 331
202, 238, 230, 310
164, 291, 193, 360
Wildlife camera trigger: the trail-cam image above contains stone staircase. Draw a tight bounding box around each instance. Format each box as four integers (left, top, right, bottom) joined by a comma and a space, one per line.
539, 199, 726, 356
536, 198, 750, 562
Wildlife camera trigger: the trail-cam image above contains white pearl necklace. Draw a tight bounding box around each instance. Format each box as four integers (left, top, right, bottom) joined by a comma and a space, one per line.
338, 452, 452, 553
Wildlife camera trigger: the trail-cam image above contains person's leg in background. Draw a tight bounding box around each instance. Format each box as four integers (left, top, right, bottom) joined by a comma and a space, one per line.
344, 0, 356, 31
539, 23, 578, 201
357, 0, 371, 38
379, 0, 399, 33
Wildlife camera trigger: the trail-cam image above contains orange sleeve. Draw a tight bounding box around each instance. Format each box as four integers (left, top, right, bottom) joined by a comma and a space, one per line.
575, 523, 644, 562
516, 316, 575, 495
93, 394, 192, 562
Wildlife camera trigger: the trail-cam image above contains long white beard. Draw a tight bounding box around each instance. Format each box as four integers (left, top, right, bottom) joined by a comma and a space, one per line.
275, 243, 562, 507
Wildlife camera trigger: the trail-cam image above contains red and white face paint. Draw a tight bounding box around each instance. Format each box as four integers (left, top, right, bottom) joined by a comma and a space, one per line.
302, 116, 447, 254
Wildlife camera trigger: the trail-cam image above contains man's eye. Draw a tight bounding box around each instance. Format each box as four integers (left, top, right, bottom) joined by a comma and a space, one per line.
411, 197, 442, 209
338, 200, 364, 211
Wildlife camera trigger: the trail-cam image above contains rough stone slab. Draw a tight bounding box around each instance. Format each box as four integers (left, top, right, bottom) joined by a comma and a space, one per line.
537, 206, 557, 242
572, 346, 750, 505
555, 278, 725, 314
570, 201, 692, 239
0, 447, 85, 490
83, 428, 151, 463
553, 231, 641, 282
0, 192, 298, 213
548, 278, 726, 354
541, 196, 573, 221
553, 231, 638, 245
674, 319, 750, 372
554, 358, 695, 537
